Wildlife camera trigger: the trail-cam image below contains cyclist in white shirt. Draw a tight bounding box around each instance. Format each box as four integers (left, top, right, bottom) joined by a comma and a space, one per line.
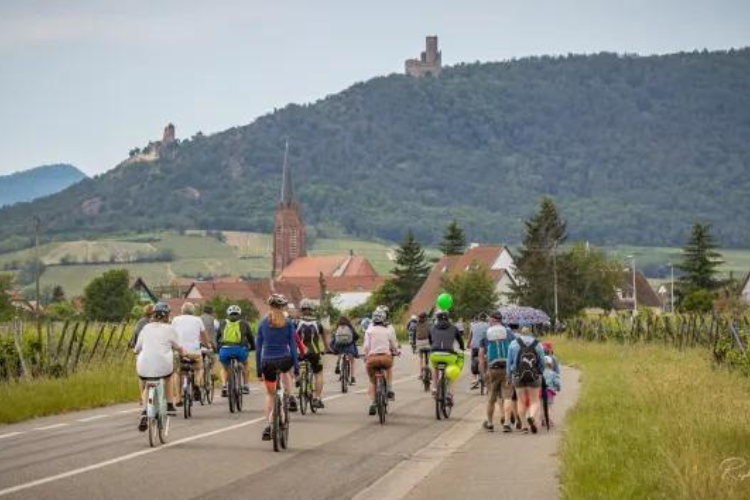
171, 302, 212, 405
134, 302, 184, 430
363, 309, 399, 415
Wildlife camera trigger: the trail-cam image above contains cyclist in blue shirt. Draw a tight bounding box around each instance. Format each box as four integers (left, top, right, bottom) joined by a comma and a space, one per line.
479, 311, 514, 432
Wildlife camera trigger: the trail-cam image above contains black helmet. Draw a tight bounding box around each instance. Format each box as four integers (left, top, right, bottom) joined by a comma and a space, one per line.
478, 311, 489, 321
203, 305, 214, 314
490, 311, 503, 322
435, 309, 449, 321
153, 302, 170, 320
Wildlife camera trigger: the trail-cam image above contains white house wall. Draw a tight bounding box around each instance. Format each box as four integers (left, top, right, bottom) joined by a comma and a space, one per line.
333, 292, 372, 311
495, 275, 515, 305
491, 249, 516, 281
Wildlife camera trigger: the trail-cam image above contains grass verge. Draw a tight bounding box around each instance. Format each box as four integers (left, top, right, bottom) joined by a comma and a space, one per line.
555, 338, 750, 499
0, 360, 138, 425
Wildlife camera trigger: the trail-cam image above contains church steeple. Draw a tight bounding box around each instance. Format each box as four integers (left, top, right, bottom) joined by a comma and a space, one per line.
280, 140, 293, 205
272, 140, 306, 278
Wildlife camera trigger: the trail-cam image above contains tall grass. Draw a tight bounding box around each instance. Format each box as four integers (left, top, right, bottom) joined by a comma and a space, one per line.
0, 360, 138, 424
556, 339, 750, 499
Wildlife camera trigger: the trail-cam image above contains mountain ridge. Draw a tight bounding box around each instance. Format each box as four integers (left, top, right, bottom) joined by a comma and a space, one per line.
0, 164, 87, 208
1, 49, 749, 248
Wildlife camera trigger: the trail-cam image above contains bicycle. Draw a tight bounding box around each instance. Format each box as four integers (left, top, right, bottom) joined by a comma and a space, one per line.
180, 358, 196, 419
297, 358, 315, 415
433, 351, 463, 420
143, 377, 169, 447
419, 348, 431, 392
271, 368, 290, 452
201, 348, 214, 405
339, 353, 353, 393
227, 356, 244, 413
373, 366, 389, 425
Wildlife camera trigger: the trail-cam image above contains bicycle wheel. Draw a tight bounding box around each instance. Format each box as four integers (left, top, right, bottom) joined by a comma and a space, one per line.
182, 377, 191, 419
422, 367, 430, 392
280, 397, 289, 450
148, 417, 158, 447
377, 377, 386, 425
228, 363, 237, 414
272, 393, 282, 452
298, 373, 308, 415
441, 376, 452, 419
308, 371, 317, 414
204, 364, 214, 405
341, 358, 349, 393
158, 413, 169, 444
235, 366, 243, 412
435, 371, 443, 421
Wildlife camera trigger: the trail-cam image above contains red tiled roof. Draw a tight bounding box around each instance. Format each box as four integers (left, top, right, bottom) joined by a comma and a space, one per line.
282, 276, 386, 299
278, 255, 379, 279
184, 279, 304, 317
406, 246, 513, 318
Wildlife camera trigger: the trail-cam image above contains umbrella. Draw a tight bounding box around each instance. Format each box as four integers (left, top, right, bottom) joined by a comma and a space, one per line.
498, 306, 551, 325
541, 376, 550, 432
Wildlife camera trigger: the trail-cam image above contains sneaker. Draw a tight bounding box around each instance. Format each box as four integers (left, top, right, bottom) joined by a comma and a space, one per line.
194, 388, 201, 401
482, 421, 494, 432
221, 385, 228, 397
138, 411, 148, 432
528, 417, 538, 434
503, 424, 513, 433
522, 427, 530, 435
167, 403, 177, 416
470, 380, 480, 390
176, 401, 183, 407
350, 377, 356, 385
510, 413, 516, 425
387, 391, 395, 401
313, 398, 325, 409
368, 403, 377, 416
334, 365, 341, 375
516, 418, 523, 430
241, 384, 250, 395
262, 425, 271, 441
288, 396, 298, 412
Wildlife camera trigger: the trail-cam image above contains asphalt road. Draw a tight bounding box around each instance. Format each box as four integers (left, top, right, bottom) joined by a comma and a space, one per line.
0, 350, 494, 500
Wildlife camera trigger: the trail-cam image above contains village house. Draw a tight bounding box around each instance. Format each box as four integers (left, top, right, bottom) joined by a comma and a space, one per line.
741, 270, 750, 306
614, 269, 662, 313
407, 245, 517, 318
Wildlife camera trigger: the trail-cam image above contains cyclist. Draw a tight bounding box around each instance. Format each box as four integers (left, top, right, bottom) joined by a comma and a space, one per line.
296, 299, 330, 409
415, 312, 431, 376
429, 309, 465, 406
256, 294, 299, 441
331, 316, 359, 385
172, 302, 212, 405
479, 311, 514, 432
200, 305, 218, 348
134, 302, 184, 430
217, 305, 255, 396
468, 311, 489, 390
129, 303, 154, 349
363, 308, 399, 415
407, 315, 418, 351
507, 324, 545, 434
359, 315, 371, 335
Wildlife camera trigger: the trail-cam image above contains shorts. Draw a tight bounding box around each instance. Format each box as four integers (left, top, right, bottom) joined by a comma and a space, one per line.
332, 343, 359, 358
219, 345, 249, 365
429, 351, 465, 371
304, 352, 324, 374
365, 354, 393, 382
415, 339, 430, 350
513, 375, 542, 389
261, 357, 293, 382
486, 365, 512, 401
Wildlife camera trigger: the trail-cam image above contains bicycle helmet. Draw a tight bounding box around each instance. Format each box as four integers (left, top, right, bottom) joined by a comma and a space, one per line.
300, 298, 315, 311
435, 309, 449, 321
226, 304, 242, 317
267, 294, 288, 308
153, 301, 170, 320
477, 311, 489, 322
372, 309, 387, 325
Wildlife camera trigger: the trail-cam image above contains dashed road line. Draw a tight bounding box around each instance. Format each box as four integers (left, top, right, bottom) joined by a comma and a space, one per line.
33, 423, 69, 431
76, 415, 109, 423
0, 432, 24, 440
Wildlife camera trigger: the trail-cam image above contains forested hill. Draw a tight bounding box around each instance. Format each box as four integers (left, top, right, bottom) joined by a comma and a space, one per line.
1, 49, 749, 248
0, 164, 86, 208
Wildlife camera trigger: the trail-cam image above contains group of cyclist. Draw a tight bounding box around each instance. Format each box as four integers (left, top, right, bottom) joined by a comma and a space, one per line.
134, 293, 559, 441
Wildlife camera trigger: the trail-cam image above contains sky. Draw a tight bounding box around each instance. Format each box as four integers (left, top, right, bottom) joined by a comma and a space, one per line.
1, 0, 749, 176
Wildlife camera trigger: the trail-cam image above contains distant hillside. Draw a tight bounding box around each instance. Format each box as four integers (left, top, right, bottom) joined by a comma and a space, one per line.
0, 164, 86, 207
1, 50, 749, 247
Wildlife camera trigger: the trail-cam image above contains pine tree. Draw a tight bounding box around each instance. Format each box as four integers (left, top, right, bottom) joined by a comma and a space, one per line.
510, 198, 567, 317
677, 223, 724, 293
51, 285, 65, 303
391, 230, 431, 305
439, 220, 466, 256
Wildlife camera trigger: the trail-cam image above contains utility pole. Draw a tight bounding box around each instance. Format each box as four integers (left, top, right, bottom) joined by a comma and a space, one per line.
552, 241, 559, 331
33, 215, 42, 349
669, 262, 675, 313
631, 255, 637, 315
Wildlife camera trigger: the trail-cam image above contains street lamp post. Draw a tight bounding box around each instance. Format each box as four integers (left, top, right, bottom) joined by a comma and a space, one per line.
669, 262, 675, 313
626, 254, 637, 315
552, 241, 559, 331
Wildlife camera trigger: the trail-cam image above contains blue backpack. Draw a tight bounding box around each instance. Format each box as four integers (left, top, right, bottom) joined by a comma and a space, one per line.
485, 326, 510, 367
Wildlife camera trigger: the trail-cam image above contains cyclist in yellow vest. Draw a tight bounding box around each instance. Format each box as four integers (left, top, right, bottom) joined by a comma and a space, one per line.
217, 305, 255, 396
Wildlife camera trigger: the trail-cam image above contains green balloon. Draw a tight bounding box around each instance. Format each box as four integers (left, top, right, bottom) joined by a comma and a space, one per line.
436, 293, 453, 310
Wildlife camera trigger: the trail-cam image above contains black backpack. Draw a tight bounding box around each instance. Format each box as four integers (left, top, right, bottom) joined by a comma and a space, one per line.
515, 338, 542, 384
298, 321, 320, 349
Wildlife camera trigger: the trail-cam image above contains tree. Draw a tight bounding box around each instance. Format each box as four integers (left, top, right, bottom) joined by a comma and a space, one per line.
367, 281, 404, 316
51, 285, 66, 303
510, 197, 567, 317
439, 220, 466, 256
679, 289, 714, 313
677, 223, 724, 294
0, 273, 15, 321
207, 295, 259, 322
83, 269, 136, 322
556, 243, 620, 317
45, 301, 78, 321
391, 230, 431, 305
441, 261, 499, 320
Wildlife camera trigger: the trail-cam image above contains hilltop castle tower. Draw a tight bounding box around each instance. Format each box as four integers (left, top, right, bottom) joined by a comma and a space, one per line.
272, 141, 307, 277
405, 36, 442, 77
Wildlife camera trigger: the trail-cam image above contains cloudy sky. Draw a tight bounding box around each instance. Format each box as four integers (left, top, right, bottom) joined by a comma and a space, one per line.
1, 0, 749, 176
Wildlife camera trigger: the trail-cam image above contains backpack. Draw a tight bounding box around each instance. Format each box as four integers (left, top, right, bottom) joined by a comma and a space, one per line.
333, 325, 354, 345
486, 326, 509, 367
222, 320, 242, 344
415, 321, 430, 341
515, 338, 542, 384
298, 321, 321, 352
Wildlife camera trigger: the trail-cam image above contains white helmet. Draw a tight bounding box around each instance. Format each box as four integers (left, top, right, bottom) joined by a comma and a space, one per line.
226, 305, 242, 317
300, 298, 315, 311
372, 309, 387, 325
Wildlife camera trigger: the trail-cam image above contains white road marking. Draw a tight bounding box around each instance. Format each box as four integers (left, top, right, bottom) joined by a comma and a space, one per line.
34, 423, 69, 431
353, 400, 485, 500
0, 432, 23, 440
116, 409, 140, 415
76, 415, 109, 423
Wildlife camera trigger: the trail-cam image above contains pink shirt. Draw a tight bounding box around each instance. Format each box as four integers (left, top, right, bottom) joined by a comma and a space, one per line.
363, 324, 399, 357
